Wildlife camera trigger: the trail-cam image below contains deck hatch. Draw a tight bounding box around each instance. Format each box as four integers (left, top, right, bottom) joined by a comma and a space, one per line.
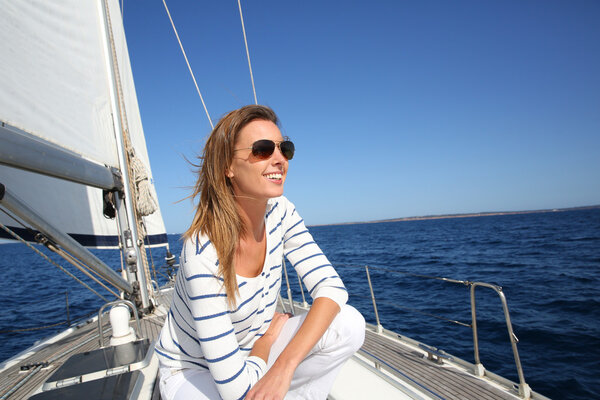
30, 371, 140, 400
41, 339, 151, 391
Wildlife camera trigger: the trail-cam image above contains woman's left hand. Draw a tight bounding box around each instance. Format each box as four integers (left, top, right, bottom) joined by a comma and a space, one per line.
245, 360, 294, 400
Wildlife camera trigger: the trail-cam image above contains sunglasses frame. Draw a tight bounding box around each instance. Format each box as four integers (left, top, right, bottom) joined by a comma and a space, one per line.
234, 138, 295, 160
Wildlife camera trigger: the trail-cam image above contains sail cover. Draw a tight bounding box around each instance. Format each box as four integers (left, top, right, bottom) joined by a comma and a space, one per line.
0, 0, 168, 248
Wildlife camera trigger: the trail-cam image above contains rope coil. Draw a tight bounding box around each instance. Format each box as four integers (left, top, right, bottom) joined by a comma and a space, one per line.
131, 154, 158, 217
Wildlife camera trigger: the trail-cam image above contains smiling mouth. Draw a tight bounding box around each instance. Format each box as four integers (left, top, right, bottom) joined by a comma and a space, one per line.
264, 172, 283, 181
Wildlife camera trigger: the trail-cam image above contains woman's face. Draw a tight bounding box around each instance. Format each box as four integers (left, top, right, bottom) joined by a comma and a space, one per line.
228, 119, 288, 202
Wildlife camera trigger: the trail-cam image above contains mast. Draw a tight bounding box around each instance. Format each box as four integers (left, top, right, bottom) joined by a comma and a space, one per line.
98, 0, 151, 311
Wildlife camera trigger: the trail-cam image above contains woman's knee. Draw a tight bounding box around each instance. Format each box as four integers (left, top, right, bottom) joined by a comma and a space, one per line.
337, 305, 366, 352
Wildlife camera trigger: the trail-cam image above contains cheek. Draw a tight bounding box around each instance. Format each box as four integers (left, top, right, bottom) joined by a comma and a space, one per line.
228, 159, 244, 179
230, 161, 261, 183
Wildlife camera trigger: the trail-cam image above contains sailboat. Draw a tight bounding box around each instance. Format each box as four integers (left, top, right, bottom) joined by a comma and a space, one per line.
0, 1, 551, 399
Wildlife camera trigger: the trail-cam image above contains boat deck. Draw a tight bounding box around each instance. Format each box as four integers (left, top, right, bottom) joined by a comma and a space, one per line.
0, 290, 171, 400
0, 290, 527, 399
360, 328, 521, 399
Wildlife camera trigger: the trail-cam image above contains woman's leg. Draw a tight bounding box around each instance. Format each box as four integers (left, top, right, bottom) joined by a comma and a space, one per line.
159, 305, 364, 400
159, 367, 221, 400
267, 304, 365, 400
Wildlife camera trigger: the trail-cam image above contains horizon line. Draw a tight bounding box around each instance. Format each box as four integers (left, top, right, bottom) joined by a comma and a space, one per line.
307, 204, 600, 228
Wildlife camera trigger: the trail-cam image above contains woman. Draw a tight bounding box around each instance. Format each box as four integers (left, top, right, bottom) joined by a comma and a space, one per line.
156, 105, 365, 400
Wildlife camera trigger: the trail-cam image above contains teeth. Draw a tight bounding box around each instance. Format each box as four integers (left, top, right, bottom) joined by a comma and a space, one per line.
265, 173, 282, 180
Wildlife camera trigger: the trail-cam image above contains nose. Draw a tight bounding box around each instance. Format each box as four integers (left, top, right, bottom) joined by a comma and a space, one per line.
271, 143, 287, 163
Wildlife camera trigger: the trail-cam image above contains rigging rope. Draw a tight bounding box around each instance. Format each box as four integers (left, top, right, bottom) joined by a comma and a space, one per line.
0, 208, 119, 298
0, 207, 36, 237
104, 0, 154, 296
0, 222, 110, 302
237, 0, 257, 104
47, 243, 121, 299
161, 0, 214, 128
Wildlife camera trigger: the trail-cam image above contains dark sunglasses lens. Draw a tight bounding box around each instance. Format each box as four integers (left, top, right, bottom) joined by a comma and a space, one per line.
280, 141, 295, 160
252, 140, 276, 159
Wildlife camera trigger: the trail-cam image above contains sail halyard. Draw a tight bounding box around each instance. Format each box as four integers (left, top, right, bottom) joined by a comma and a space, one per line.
98, 0, 183, 310
98, 0, 152, 310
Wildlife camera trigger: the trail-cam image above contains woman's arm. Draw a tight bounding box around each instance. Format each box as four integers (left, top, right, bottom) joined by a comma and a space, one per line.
278, 197, 348, 309
244, 197, 348, 399
245, 297, 339, 400
249, 311, 290, 362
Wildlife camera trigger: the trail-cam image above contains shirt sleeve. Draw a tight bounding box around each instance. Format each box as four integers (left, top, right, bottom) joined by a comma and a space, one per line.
279, 197, 348, 308
181, 238, 265, 400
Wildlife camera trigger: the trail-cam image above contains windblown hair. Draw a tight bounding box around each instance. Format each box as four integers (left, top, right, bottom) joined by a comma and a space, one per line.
183, 105, 279, 307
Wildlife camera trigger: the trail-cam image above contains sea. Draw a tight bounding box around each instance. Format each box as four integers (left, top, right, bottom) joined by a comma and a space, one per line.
1, 208, 598, 399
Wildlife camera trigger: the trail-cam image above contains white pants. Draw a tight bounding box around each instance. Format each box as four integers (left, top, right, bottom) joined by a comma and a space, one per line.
159, 304, 365, 400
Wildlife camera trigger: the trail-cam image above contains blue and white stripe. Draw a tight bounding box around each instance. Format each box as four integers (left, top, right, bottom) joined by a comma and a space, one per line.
156, 196, 347, 400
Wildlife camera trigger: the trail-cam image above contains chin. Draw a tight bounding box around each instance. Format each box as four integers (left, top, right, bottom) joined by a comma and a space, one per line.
266, 187, 285, 199
268, 191, 284, 199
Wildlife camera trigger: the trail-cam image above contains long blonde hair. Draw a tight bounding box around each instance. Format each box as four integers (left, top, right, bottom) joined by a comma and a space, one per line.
184, 105, 279, 307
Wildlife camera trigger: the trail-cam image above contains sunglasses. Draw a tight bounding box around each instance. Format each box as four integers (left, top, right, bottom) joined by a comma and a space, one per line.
235, 139, 295, 160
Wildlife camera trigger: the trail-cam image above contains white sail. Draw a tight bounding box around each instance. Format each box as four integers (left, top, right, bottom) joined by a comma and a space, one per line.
0, 0, 167, 248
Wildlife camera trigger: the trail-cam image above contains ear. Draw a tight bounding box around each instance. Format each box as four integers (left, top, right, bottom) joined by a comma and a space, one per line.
226, 168, 234, 178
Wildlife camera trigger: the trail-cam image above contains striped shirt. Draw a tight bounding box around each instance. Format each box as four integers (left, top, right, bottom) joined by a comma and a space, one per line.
156, 196, 348, 400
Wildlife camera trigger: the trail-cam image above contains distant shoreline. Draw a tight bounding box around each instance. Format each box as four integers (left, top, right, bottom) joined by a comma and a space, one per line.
309, 204, 600, 227
1, 206, 598, 241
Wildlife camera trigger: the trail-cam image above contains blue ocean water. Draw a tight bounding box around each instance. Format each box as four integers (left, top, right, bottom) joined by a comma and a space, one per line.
1, 208, 598, 399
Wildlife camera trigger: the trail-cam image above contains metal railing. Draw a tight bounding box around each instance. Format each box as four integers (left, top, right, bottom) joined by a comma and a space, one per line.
280, 261, 531, 399
470, 282, 531, 398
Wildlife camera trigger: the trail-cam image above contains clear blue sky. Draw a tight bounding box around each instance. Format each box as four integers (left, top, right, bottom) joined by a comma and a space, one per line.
122, 1, 600, 234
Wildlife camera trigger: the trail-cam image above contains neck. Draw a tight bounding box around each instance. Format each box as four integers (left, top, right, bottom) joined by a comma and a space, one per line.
235, 196, 268, 241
